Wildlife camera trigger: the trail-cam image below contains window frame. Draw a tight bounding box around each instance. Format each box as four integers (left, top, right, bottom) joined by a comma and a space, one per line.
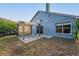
56, 23, 72, 35
63, 24, 71, 34
56, 24, 63, 34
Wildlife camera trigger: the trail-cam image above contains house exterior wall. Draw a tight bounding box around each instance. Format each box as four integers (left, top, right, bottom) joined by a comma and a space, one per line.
31, 11, 76, 39
32, 25, 37, 35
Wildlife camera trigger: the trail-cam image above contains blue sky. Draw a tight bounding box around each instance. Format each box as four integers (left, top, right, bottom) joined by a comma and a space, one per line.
0, 3, 79, 22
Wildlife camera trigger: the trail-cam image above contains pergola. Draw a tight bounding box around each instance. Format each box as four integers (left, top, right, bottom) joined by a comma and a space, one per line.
17, 21, 32, 36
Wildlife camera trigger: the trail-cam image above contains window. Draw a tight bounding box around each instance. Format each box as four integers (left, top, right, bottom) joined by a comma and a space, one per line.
40, 19, 43, 22
63, 25, 71, 33
37, 25, 43, 34
37, 26, 39, 34
56, 25, 62, 33
40, 26, 43, 34
56, 23, 71, 34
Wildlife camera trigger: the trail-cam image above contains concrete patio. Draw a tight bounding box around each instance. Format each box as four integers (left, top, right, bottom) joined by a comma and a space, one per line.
18, 35, 44, 43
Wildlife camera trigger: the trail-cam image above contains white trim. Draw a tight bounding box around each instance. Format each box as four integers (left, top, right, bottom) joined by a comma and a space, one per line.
56, 23, 63, 26
56, 22, 72, 35
43, 35, 53, 38
56, 33, 63, 35
63, 23, 72, 25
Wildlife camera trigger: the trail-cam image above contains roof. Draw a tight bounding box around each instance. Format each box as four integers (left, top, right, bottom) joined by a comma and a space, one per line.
30, 11, 40, 22
30, 11, 78, 22
18, 21, 32, 26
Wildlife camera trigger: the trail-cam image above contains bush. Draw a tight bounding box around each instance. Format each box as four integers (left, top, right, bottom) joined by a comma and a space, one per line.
76, 19, 79, 39
0, 18, 17, 36
77, 32, 79, 39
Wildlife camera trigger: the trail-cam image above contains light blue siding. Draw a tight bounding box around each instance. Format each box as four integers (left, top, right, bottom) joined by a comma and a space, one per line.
32, 25, 37, 35
31, 11, 76, 39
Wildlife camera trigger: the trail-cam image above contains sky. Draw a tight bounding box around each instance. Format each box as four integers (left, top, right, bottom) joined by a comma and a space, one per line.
0, 3, 79, 22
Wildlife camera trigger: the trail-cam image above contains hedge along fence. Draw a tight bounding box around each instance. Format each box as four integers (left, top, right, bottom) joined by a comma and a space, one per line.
0, 18, 17, 37
76, 19, 79, 39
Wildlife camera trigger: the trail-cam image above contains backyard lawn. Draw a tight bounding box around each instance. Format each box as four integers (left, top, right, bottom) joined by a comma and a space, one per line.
0, 35, 79, 56
0, 35, 22, 55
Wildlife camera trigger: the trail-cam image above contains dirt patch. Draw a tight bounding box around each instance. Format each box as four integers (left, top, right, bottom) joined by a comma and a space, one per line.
12, 37, 79, 56
0, 36, 79, 56
0, 35, 23, 55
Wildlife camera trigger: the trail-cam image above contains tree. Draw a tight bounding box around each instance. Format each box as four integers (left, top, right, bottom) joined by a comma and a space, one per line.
0, 18, 17, 36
